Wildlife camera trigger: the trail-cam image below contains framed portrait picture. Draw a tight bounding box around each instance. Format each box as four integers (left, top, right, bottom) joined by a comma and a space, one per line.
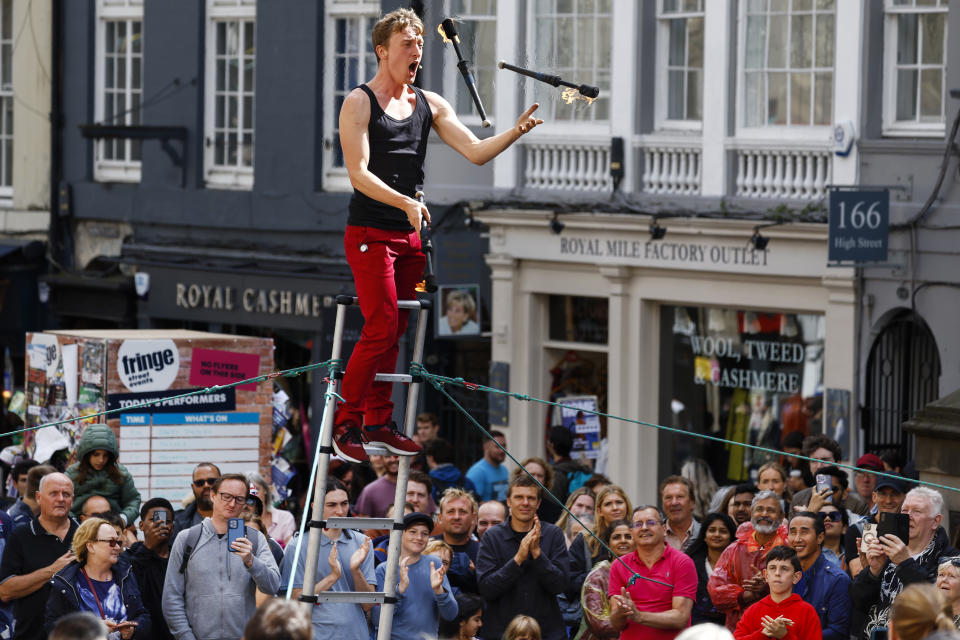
436, 284, 481, 338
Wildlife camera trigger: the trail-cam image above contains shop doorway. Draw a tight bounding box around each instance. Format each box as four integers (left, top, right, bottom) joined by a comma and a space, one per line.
863, 309, 940, 461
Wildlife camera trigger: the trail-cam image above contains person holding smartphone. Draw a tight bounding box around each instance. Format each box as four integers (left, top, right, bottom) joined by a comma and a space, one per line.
162, 474, 280, 640
122, 498, 175, 640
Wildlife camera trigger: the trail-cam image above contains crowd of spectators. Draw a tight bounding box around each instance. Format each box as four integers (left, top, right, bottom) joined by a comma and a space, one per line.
0, 416, 955, 640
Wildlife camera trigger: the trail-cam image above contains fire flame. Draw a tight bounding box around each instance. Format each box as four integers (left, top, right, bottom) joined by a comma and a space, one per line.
561, 87, 596, 105
437, 23, 452, 44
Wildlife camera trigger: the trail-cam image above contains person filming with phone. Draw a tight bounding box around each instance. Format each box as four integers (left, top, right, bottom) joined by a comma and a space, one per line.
852, 487, 960, 640
162, 474, 280, 640
44, 517, 150, 639
123, 498, 176, 640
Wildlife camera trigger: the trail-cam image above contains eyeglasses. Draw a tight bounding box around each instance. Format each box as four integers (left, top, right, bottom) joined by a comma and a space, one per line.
96, 539, 122, 548
631, 519, 662, 529
218, 492, 247, 505
820, 511, 842, 522
193, 478, 218, 488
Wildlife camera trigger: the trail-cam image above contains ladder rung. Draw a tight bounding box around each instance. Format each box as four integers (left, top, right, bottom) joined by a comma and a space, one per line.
373, 373, 413, 383
336, 295, 425, 310
324, 517, 395, 530
315, 591, 390, 604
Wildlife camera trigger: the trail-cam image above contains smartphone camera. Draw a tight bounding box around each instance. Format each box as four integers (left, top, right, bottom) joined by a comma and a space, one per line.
153, 511, 168, 523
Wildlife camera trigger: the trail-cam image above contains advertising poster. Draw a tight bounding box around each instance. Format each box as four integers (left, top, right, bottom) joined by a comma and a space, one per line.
559, 395, 602, 460
117, 339, 180, 392
188, 348, 260, 391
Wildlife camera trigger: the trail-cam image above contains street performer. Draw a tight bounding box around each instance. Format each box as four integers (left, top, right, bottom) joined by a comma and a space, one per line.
333, 8, 543, 463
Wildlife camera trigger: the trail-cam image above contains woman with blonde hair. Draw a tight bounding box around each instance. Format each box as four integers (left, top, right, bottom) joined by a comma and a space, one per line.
584, 486, 632, 565
756, 462, 792, 502
936, 557, 960, 630
888, 583, 958, 640
503, 615, 541, 640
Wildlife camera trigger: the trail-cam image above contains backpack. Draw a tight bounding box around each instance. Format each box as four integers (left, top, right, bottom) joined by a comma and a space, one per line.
179, 523, 260, 578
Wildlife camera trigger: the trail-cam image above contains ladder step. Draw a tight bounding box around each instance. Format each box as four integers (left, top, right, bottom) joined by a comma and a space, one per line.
336, 295, 427, 311
373, 373, 413, 383
315, 591, 391, 604
325, 517, 395, 530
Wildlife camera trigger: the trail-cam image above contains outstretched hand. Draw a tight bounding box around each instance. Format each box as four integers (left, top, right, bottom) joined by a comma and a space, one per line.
515, 104, 544, 135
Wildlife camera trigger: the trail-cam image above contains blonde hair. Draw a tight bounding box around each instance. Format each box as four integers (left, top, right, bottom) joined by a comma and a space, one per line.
371, 9, 423, 61
445, 289, 477, 316
889, 583, 956, 640
588, 485, 632, 557
503, 615, 541, 640
438, 487, 477, 514
423, 539, 453, 563
555, 486, 594, 533
72, 518, 118, 565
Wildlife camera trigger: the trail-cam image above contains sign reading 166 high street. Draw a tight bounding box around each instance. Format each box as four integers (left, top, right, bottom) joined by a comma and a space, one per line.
828, 189, 889, 263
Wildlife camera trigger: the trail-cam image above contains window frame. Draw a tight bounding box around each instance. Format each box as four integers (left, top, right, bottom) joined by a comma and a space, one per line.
93, 0, 143, 184
321, 1, 379, 192
655, 0, 704, 132
521, 0, 613, 137
0, 0, 11, 200
734, 0, 836, 142
203, 0, 256, 190
881, 0, 949, 138
441, 0, 497, 128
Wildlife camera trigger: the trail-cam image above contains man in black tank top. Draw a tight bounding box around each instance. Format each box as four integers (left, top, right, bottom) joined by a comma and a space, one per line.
332, 8, 544, 465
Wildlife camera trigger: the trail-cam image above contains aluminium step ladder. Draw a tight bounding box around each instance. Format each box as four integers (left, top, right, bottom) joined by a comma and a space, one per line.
296, 293, 431, 640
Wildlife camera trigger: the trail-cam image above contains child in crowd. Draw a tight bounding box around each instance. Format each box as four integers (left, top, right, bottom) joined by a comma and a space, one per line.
733, 546, 821, 640
66, 424, 140, 527
503, 615, 542, 640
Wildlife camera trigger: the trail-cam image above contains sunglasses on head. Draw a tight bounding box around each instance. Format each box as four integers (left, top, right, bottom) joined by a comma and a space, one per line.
193, 478, 218, 488
940, 556, 960, 568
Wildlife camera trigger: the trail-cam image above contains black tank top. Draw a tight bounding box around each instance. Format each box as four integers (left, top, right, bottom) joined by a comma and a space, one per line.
347, 84, 433, 231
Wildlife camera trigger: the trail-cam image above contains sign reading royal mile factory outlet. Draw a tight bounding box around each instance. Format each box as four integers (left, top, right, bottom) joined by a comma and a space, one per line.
559, 237, 771, 267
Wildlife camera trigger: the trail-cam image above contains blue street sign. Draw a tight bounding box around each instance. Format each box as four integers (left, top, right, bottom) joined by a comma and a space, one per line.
828, 189, 889, 263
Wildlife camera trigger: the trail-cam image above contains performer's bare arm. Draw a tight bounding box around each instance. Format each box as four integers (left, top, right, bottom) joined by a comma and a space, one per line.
426, 91, 543, 166
339, 88, 430, 229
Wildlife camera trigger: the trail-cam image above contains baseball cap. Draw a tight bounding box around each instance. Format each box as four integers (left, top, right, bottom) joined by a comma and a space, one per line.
856, 454, 884, 472
402, 512, 434, 531
874, 475, 905, 494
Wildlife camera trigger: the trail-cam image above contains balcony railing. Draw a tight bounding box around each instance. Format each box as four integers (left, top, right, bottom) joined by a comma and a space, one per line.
522, 139, 612, 192
640, 139, 702, 196
733, 145, 832, 200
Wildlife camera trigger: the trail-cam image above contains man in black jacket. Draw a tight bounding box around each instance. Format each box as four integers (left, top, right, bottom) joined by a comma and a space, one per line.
477, 474, 569, 640
122, 498, 175, 640
852, 486, 959, 639
171, 463, 220, 543
547, 427, 592, 508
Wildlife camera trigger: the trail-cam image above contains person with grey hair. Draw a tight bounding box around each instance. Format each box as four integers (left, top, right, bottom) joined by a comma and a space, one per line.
48, 611, 109, 640
707, 490, 788, 633
852, 486, 959, 639
675, 622, 733, 640
244, 471, 295, 547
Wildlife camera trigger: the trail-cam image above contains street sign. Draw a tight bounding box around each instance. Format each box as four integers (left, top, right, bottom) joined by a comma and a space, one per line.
828, 189, 889, 263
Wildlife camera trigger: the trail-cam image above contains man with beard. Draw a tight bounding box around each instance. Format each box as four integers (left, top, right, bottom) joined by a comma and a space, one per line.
172, 463, 220, 542
852, 486, 959, 640
123, 498, 176, 640
609, 505, 697, 639
726, 484, 757, 528
708, 490, 789, 633
432, 488, 479, 593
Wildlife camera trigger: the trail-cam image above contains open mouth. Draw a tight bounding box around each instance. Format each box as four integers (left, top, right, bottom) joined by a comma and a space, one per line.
409, 61, 420, 74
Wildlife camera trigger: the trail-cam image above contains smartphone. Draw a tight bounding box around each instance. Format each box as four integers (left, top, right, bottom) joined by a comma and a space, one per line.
870, 627, 888, 640
152, 510, 167, 523
815, 474, 832, 495
861, 523, 878, 553
877, 512, 910, 544
227, 517, 244, 550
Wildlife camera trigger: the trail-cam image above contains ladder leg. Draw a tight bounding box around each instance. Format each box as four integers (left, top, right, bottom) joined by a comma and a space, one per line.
297, 302, 348, 613
376, 306, 430, 640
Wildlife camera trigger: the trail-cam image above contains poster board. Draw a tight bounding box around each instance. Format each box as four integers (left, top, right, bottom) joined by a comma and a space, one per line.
559, 395, 602, 460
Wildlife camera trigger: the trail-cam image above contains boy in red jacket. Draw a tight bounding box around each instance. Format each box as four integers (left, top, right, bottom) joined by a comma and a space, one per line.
734, 545, 822, 640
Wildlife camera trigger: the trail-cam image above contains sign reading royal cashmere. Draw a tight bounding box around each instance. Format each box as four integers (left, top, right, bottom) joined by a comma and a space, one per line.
117, 340, 180, 392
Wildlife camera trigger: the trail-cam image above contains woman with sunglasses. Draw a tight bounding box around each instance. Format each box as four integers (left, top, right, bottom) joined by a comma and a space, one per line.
45, 517, 150, 639
935, 556, 960, 629
818, 505, 848, 572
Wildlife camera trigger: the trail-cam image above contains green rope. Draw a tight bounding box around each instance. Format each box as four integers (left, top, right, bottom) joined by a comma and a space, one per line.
12, 359, 342, 439
409, 362, 960, 496
425, 372, 671, 589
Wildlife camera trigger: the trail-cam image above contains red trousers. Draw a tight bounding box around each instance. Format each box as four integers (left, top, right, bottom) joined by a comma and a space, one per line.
335, 225, 426, 427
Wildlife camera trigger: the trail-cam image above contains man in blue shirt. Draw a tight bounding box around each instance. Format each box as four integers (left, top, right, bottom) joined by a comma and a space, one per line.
787, 511, 852, 640
466, 431, 509, 502
373, 512, 457, 639
281, 478, 374, 640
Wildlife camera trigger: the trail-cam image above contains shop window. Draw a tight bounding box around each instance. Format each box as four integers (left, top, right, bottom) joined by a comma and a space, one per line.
882, 0, 949, 136
95, 0, 143, 183
659, 305, 824, 483
204, 0, 256, 190
548, 295, 608, 345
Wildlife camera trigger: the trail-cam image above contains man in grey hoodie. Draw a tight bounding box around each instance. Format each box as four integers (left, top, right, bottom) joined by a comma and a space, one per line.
162, 473, 280, 640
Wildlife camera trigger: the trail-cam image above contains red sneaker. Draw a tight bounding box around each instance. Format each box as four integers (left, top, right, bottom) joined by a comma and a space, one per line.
363, 421, 422, 456
332, 421, 369, 464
